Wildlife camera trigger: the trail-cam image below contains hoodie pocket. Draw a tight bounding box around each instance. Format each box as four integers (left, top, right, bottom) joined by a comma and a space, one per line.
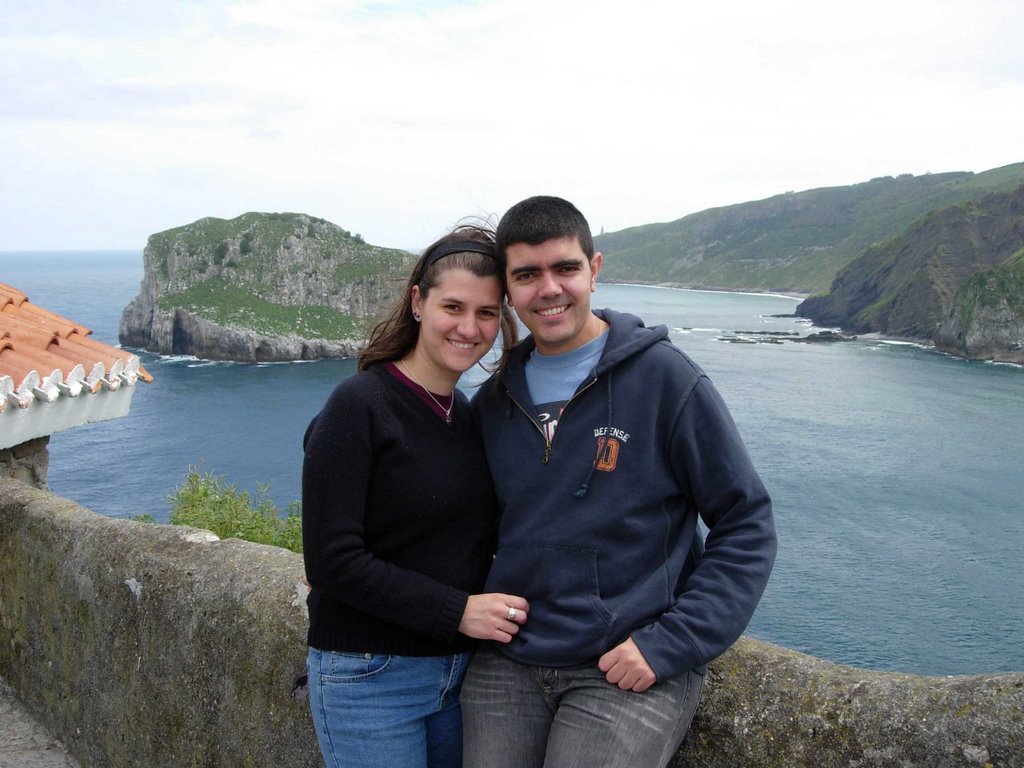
487, 545, 616, 664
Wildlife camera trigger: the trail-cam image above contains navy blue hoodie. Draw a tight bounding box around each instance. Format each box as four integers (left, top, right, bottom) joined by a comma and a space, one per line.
471, 309, 777, 682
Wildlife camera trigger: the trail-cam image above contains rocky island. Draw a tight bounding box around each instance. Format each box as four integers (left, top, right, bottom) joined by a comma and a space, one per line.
119, 212, 415, 362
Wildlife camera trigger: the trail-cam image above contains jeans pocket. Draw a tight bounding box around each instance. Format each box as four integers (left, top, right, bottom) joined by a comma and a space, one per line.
322, 651, 392, 683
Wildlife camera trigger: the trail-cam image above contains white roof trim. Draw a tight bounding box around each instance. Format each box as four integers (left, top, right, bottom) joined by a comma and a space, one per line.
0, 378, 138, 449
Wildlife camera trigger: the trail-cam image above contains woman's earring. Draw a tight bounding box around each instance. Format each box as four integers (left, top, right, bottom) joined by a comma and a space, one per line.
413, 312, 421, 322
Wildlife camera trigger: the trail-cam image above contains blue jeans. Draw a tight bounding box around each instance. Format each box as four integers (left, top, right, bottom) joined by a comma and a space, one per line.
307, 646, 471, 768
461, 645, 704, 768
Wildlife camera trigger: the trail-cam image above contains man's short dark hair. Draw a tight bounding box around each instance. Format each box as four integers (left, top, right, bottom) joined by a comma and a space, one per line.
495, 196, 595, 267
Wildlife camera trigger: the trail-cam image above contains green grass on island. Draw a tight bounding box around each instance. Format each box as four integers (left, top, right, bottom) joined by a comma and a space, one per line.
158, 278, 365, 340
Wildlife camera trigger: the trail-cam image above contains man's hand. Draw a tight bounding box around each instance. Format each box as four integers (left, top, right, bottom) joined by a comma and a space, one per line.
598, 637, 657, 692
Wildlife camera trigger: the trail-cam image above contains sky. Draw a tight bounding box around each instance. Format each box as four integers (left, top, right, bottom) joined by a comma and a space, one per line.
2, 0, 1023, 252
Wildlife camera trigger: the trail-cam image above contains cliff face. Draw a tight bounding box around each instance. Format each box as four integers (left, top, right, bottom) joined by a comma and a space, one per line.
797, 185, 1024, 363
119, 213, 415, 362
594, 162, 1024, 294
934, 250, 1024, 363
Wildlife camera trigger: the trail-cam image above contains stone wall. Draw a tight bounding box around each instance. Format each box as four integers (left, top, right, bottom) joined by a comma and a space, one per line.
1, 478, 1021, 768
0, 437, 49, 490
0, 478, 318, 768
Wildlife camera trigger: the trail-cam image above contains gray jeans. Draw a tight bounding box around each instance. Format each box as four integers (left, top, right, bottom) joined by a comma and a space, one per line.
461, 645, 704, 768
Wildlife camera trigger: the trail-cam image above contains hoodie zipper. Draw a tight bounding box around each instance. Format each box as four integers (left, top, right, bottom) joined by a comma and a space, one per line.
507, 376, 598, 464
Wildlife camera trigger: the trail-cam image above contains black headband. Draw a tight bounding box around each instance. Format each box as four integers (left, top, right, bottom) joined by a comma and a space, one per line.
414, 239, 496, 284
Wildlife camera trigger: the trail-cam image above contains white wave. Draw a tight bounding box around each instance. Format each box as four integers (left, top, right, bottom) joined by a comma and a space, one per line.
878, 340, 931, 350
153, 353, 204, 364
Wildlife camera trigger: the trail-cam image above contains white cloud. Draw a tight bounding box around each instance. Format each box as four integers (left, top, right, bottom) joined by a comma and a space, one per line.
1, 0, 1022, 250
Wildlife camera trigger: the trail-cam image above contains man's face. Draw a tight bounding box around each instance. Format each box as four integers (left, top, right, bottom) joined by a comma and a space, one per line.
504, 236, 605, 356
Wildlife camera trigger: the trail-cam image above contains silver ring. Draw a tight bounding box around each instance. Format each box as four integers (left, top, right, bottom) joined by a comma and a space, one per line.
507, 607, 517, 622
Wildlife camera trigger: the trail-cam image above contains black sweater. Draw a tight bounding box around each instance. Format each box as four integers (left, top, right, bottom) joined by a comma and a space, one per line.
302, 364, 498, 656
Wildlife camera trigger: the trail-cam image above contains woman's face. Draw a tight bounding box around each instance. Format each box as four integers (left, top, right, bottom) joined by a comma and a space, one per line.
411, 268, 503, 382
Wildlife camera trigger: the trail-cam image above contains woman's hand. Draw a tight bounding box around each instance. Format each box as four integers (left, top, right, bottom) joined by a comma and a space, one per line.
458, 593, 529, 642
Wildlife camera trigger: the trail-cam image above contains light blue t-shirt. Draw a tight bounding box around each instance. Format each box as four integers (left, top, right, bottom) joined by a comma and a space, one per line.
525, 331, 608, 441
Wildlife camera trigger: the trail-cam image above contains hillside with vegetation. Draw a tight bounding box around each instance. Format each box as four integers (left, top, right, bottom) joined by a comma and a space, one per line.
934, 248, 1024, 362
797, 185, 1024, 364
595, 162, 1024, 294
120, 212, 415, 362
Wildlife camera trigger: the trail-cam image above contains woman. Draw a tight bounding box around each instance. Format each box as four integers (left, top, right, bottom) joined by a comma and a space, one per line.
302, 225, 528, 768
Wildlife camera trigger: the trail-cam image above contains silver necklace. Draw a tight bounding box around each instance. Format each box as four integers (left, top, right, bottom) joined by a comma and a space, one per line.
399, 360, 454, 423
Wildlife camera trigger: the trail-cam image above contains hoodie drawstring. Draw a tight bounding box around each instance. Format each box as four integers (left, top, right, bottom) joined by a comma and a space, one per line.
574, 372, 613, 499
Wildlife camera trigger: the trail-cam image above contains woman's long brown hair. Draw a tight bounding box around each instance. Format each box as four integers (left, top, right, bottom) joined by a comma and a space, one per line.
357, 224, 517, 374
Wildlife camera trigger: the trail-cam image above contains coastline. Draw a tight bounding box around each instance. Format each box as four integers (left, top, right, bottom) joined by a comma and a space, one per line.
601, 281, 1023, 366
856, 331, 934, 347
599, 279, 810, 301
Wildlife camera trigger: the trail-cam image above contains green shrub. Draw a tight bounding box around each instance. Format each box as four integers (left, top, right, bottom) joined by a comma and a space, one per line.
167, 469, 302, 553
213, 241, 229, 265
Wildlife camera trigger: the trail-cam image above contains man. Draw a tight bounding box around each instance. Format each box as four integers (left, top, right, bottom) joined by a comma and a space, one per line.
463, 196, 777, 768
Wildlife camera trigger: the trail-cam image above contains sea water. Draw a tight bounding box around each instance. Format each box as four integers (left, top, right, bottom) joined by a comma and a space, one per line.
2, 251, 1022, 676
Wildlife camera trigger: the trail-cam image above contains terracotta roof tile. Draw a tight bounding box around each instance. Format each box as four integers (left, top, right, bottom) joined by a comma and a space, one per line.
0, 282, 152, 449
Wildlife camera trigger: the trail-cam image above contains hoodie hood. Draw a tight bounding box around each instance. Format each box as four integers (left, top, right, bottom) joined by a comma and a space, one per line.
500, 307, 670, 394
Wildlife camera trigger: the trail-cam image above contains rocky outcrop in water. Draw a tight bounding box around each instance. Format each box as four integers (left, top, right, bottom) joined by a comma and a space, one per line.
797, 185, 1024, 364
119, 213, 415, 362
934, 250, 1024, 364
